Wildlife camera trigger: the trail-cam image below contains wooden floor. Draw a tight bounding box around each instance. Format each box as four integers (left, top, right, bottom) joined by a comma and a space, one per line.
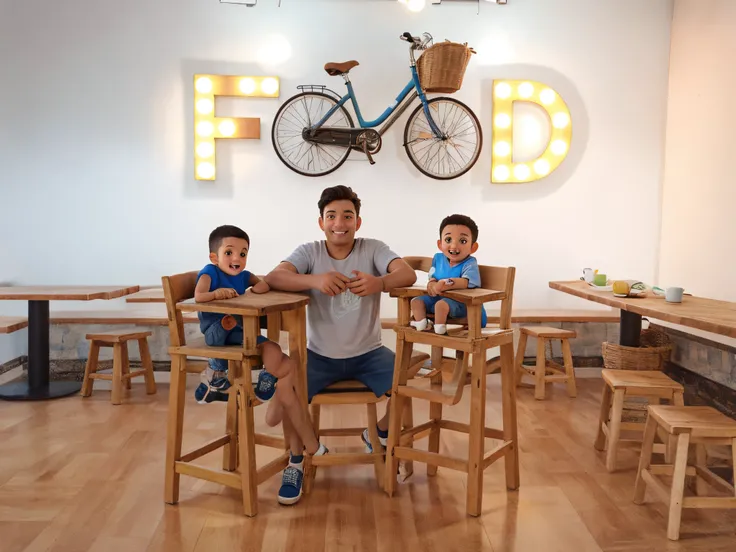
1, 376, 735, 552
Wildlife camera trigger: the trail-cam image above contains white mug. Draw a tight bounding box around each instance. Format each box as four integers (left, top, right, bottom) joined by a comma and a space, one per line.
583, 268, 594, 283
665, 287, 684, 303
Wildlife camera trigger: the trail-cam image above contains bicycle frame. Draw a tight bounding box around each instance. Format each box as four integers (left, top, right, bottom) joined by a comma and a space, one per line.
311, 65, 443, 138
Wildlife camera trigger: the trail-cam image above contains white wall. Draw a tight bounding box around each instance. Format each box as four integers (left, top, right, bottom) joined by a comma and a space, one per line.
659, 0, 736, 303
0, 0, 674, 362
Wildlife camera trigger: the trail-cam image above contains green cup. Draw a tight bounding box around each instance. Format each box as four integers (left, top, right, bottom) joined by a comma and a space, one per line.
593, 273, 607, 286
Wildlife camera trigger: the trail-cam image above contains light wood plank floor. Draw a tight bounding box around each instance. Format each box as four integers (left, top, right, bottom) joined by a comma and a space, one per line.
1, 376, 734, 552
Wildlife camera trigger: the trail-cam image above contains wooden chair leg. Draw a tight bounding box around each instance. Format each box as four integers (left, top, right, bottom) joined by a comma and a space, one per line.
385, 339, 412, 496
667, 433, 691, 541
695, 444, 708, 496
427, 399, 442, 477
534, 338, 546, 400
633, 414, 658, 504
594, 384, 612, 451
466, 351, 487, 516
426, 345, 443, 476
81, 342, 100, 397
367, 403, 385, 489
401, 398, 414, 479
304, 403, 321, 494
561, 339, 576, 398
121, 343, 132, 390
237, 384, 258, 517
731, 438, 736, 498
111, 343, 124, 405
606, 389, 626, 472
139, 338, 157, 395
164, 355, 186, 504
500, 341, 520, 491
223, 361, 238, 472
514, 332, 528, 387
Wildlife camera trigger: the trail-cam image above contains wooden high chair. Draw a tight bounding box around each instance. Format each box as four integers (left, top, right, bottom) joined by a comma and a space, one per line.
162, 271, 304, 517
385, 258, 519, 516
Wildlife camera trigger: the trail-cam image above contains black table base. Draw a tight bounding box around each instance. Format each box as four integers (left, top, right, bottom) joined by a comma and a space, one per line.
0, 299, 81, 401
619, 310, 643, 347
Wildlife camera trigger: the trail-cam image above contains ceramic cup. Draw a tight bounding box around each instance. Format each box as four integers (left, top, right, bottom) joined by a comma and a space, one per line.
665, 287, 684, 303
593, 273, 607, 286
583, 268, 594, 283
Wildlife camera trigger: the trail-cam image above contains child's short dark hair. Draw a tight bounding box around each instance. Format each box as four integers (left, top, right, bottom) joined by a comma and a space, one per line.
208, 225, 250, 253
318, 185, 361, 217
439, 214, 479, 243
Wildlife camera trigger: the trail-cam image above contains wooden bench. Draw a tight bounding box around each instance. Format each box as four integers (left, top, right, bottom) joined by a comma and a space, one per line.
0, 316, 29, 334
381, 309, 620, 328
49, 310, 199, 325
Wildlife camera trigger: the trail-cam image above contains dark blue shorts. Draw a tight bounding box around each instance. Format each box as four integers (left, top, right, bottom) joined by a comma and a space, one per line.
415, 296, 488, 326
306, 346, 395, 402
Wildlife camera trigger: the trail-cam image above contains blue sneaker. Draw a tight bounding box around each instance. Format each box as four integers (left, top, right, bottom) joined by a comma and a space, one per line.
254, 369, 278, 402
194, 382, 228, 404
361, 427, 388, 453
210, 376, 231, 391
277, 466, 303, 505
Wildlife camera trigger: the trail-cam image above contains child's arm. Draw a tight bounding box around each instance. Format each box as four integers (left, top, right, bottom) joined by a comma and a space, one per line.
248, 273, 270, 294
437, 277, 469, 291
194, 275, 237, 302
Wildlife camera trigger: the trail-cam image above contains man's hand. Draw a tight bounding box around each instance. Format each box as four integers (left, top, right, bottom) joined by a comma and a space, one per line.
347, 271, 383, 297
250, 280, 270, 294
315, 271, 351, 296
214, 288, 238, 300
427, 279, 446, 297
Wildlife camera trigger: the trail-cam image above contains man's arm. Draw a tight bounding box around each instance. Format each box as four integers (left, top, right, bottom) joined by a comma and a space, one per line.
264, 262, 316, 292
265, 262, 351, 296
380, 257, 417, 290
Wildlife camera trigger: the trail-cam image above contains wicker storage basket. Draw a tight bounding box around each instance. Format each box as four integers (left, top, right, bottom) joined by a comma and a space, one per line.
417, 40, 475, 93
601, 328, 672, 371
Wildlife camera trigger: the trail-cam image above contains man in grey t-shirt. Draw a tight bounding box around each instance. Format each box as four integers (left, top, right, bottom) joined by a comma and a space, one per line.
264, 185, 416, 505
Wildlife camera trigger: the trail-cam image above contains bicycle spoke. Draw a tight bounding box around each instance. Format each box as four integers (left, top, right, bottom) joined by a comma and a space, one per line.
406, 99, 480, 179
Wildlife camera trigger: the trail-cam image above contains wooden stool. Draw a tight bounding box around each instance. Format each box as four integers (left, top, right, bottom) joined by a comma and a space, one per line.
515, 326, 577, 400
304, 361, 425, 494
81, 330, 156, 404
595, 369, 684, 472
634, 405, 736, 540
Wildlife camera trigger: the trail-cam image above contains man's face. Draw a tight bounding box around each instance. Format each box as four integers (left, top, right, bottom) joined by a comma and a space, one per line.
319, 199, 361, 246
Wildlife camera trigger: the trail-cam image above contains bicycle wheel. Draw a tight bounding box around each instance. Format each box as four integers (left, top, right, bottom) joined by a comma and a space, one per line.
272, 92, 354, 177
403, 97, 482, 180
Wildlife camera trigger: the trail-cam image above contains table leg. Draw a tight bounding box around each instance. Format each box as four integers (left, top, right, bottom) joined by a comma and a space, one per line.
0, 300, 81, 401
620, 310, 642, 347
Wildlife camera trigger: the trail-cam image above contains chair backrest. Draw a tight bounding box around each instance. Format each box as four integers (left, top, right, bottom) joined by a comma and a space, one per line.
161, 271, 198, 347
404, 256, 516, 330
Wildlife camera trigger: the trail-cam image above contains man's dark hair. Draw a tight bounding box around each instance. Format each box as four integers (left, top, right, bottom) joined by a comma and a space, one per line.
208, 225, 250, 253
439, 214, 479, 243
318, 185, 361, 217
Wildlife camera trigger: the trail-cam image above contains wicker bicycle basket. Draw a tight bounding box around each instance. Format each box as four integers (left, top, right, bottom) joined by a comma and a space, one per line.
601, 327, 672, 371
417, 40, 476, 94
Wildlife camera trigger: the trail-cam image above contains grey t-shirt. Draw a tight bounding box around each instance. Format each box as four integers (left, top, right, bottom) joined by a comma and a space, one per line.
283, 238, 400, 359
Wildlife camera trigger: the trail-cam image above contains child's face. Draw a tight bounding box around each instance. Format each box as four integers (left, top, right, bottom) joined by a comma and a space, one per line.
318, 199, 362, 247
209, 237, 250, 276
437, 224, 478, 264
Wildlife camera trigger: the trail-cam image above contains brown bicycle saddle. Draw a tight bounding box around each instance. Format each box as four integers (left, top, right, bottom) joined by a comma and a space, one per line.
324, 60, 359, 76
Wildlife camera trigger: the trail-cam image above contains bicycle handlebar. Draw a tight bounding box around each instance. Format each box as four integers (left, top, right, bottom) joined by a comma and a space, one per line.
400, 31, 432, 49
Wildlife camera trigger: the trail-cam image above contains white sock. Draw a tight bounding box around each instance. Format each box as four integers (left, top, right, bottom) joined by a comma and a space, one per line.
434, 324, 447, 335
289, 454, 304, 472
410, 318, 428, 331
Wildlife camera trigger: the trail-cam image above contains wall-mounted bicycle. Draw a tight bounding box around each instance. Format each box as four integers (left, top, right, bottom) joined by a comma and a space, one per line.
271, 32, 482, 180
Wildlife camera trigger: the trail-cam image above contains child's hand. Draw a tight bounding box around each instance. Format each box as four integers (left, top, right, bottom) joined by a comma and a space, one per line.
251, 280, 270, 294
214, 288, 238, 300
428, 280, 447, 297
